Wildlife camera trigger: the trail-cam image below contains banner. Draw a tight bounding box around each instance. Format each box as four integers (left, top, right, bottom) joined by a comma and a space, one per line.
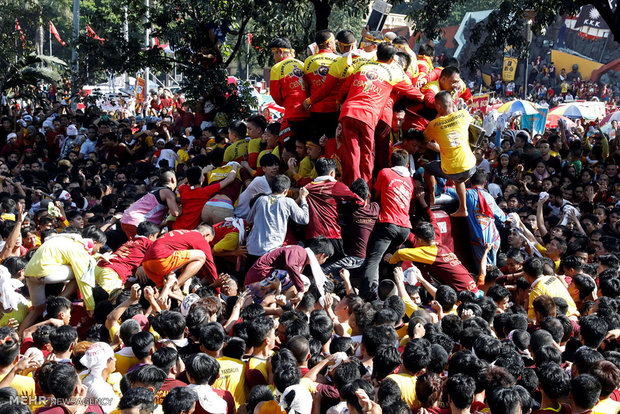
574, 5, 609, 30
502, 57, 518, 82
135, 77, 146, 103
15, 18, 25, 49
470, 94, 490, 114
86, 25, 105, 42
50, 21, 65, 46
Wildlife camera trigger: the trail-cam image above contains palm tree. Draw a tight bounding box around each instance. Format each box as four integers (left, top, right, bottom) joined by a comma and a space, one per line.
0, 52, 67, 98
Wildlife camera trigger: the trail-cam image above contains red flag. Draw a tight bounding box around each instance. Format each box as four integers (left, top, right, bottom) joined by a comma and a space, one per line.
86, 25, 105, 42
15, 18, 25, 49
248, 32, 253, 45
154, 37, 159, 46
50, 21, 65, 46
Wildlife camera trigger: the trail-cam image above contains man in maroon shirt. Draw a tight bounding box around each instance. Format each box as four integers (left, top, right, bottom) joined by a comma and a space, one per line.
361, 149, 414, 297
304, 158, 364, 262
323, 178, 379, 276
244, 238, 334, 302
142, 224, 218, 288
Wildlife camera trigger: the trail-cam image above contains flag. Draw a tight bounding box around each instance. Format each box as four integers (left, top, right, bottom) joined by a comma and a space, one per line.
248, 32, 253, 45
50, 21, 65, 46
15, 18, 25, 49
86, 25, 105, 42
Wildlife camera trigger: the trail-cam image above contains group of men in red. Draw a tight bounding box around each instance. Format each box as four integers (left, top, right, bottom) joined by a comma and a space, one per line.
268, 29, 472, 187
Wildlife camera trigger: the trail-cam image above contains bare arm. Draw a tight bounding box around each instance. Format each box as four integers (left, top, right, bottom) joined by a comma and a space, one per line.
0, 204, 24, 260
536, 197, 548, 238
162, 188, 182, 217
105, 284, 141, 330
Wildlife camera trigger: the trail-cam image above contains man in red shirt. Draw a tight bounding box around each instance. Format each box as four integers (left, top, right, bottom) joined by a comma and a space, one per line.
302, 30, 339, 139
269, 37, 310, 141
142, 225, 218, 287
339, 42, 423, 186
95, 221, 160, 292
304, 158, 364, 262
172, 165, 238, 230
361, 149, 414, 296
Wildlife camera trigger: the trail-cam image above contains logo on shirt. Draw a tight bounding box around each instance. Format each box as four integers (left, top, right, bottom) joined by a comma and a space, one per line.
366, 70, 379, 81
318, 65, 329, 76
292, 67, 303, 78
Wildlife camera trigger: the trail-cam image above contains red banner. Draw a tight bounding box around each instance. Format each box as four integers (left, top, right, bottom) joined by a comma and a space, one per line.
15, 18, 25, 49
86, 25, 105, 42
470, 94, 490, 114
50, 21, 65, 46
135, 77, 146, 103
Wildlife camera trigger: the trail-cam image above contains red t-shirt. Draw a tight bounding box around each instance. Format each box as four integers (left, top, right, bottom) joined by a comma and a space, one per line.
173, 183, 222, 230
374, 168, 414, 228
339, 60, 423, 128
143, 230, 218, 282
244, 245, 308, 292
304, 179, 363, 240
98, 236, 153, 282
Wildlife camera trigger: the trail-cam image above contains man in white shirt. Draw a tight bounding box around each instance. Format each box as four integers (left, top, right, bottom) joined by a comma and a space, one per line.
234, 153, 280, 219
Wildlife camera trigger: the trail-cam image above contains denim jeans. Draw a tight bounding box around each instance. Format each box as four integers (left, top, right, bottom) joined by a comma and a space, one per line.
361, 222, 410, 296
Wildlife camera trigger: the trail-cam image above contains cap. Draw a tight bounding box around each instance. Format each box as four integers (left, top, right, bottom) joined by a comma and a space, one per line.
22, 115, 33, 122
156, 138, 165, 145
7, 133, 17, 141
180, 293, 201, 317
132, 314, 149, 330
66, 125, 78, 136
79, 342, 114, 370
42, 120, 54, 129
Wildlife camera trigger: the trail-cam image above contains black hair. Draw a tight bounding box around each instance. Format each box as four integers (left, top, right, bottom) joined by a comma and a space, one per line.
228, 120, 247, 138
246, 316, 274, 348
315, 158, 337, 177
573, 347, 604, 375
247, 385, 274, 413
137, 221, 160, 237
268, 38, 292, 50
580, 315, 608, 348
446, 373, 475, 409
362, 325, 397, 357
307, 236, 334, 258
82, 225, 106, 244
260, 153, 280, 167
571, 374, 601, 410
376, 43, 396, 62
402, 338, 431, 374
436, 285, 457, 311
46, 296, 72, 319
49, 325, 77, 353
390, 149, 408, 167
309, 310, 334, 345
186, 353, 220, 385
350, 179, 369, 201
372, 346, 401, 381
131, 331, 155, 360
341, 379, 375, 414
199, 322, 226, 352
131, 365, 168, 393
0, 328, 19, 368
152, 311, 186, 340
418, 44, 434, 57
119, 387, 157, 413
414, 222, 435, 243
522, 256, 543, 279
162, 387, 198, 414
152, 347, 180, 375
487, 387, 521, 414
273, 362, 301, 392
47, 363, 79, 399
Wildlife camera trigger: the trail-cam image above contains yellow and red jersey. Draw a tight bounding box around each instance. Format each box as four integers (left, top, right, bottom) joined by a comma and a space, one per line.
339, 60, 423, 128
270, 57, 309, 121
303, 50, 339, 113
310, 50, 375, 108
417, 55, 434, 75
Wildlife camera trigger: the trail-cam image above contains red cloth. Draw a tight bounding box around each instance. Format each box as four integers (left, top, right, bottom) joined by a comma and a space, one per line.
339, 116, 375, 186
303, 50, 339, 113
156, 377, 188, 404
143, 230, 218, 283
339, 61, 423, 129
343, 202, 380, 258
173, 183, 222, 230
270, 57, 310, 121
97, 236, 154, 283
374, 168, 414, 228
304, 179, 363, 240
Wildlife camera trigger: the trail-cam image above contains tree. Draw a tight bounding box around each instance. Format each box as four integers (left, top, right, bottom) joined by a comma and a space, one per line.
0, 53, 67, 99
404, 0, 620, 68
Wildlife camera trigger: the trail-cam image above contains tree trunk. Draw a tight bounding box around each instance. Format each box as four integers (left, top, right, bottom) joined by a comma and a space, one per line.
312, 0, 331, 31
587, 0, 620, 41
224, 15, 251, 68
36, 25, 45, 56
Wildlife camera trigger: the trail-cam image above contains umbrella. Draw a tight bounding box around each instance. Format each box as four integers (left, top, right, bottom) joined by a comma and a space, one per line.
496, 100, 541, 116
546, 114, 576, 129
549, 104, 597, 120
600, 111, 620, 126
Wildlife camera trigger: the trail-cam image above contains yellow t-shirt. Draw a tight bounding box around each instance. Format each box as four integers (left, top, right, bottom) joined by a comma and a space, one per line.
298, 156, 317, 179
223, 139, 250, 163
386, 372, 420, 409
0, 302, 31, 327
257, 147, 281, 168
213, 356, 247, 407
424, 109, 476, 175
0, 372, 35, 404
592, 397, 620, 414
528, 276, 579, 319
114, 349, 140, 376
178, 149, 189, 164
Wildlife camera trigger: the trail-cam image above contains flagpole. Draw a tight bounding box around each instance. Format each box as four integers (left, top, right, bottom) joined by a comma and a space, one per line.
71, 0, 80, 111
49, 23, 52, 56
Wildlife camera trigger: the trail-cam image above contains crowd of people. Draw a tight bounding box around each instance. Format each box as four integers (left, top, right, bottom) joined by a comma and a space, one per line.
0, 25, 618, 414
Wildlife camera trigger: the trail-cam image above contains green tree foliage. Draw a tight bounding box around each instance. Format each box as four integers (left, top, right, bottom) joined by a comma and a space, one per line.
403, 0, 620, 68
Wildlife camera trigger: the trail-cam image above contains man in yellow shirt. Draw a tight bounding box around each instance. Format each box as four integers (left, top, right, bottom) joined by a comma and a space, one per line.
386, 338, 430, 409
200, 322, 247, 407
423, 91, 476, 217
523, 256, 579, 321
223, 120, 250, 163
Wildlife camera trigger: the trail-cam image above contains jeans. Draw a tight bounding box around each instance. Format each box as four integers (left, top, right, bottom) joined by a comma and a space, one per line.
361, 222, 410, 296
322, 255, 366, 278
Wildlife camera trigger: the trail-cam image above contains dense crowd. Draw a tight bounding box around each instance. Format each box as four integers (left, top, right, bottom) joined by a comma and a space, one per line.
0, 26, 618, 414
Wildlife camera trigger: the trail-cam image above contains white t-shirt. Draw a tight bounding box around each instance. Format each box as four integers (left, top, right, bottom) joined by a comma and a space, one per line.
234, 176, 271, 219
156, 149, 179, 168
